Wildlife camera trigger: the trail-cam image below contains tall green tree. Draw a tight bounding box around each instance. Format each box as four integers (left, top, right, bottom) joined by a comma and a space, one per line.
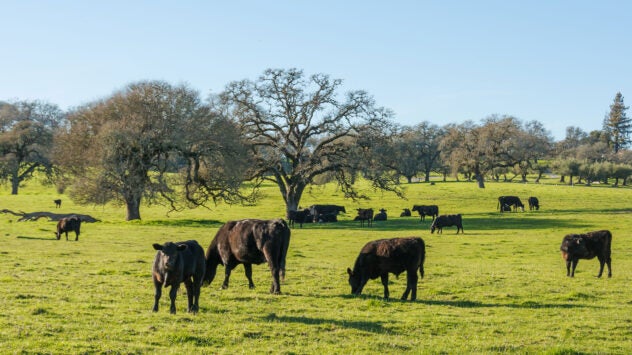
219, 68, 401, 216
0, 100, 63, 194
55, 81, 250, 221
603, 92, 630, 153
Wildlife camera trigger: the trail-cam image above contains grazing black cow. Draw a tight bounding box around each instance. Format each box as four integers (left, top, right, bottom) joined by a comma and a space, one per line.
412, 205, 439, 222
288, 208, 311, 228
308, 204, 346, 223
347, 237, 425, 301
152, 240, 205, 314
53, 199, 62, 208
497, 196, 524, 212
528, 196, 540, 211
430, 214, 463, 234
205, 219, 291, 294
400, 208, 411, 217
373, 209, 387, 221
55, 216, 81, 241
560, 230, 612, 278
355, 208, 374, 227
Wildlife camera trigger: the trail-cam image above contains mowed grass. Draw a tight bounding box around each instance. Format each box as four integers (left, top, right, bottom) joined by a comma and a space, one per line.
1, 177, 632, 354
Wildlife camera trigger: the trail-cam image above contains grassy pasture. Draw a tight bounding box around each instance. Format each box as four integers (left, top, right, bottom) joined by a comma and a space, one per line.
1, 177, 631, 354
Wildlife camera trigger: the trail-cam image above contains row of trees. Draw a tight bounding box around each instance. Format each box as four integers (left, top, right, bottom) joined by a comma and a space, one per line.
0, 69, 629, 220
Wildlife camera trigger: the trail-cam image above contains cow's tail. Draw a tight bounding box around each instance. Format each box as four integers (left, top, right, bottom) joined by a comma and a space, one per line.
418, 238, 426, 279
279, 220, 291, 282
203, 239, 221, 286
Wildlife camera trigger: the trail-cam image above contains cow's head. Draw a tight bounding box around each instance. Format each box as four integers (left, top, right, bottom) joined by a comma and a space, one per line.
347, 268, 363, 295
153, 242, 187, 271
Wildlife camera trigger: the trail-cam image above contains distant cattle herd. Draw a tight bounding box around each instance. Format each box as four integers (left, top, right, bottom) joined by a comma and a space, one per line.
35, 195, 612, 313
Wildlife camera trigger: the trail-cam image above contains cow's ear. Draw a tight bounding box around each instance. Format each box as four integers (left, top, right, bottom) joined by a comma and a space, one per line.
153, 243, 163, 251
347, 268, 353, 276
177, 244, 188, 251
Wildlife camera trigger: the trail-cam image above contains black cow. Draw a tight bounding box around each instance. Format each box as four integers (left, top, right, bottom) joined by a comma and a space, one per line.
54, 199, 62, 208
412, 205, 439, 222
152, 240, 205, 314
355, 208, 374, 227
560, 230, 612, 278
205, 219, 291, 294
308, 204, 346, 223
528, 196, 540, 211
430, 214, 463, 234
347, 237, 425, 301
373, 209, 387, 221
400, 208, 411, 217
497, 196, 524, 212
288, 208, 311, 228
55, 216, 81, 241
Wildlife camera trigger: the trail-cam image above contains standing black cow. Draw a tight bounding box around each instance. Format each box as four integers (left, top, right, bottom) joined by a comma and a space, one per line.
430, 214, 463, 234
411, 205, 439, 222
560, 230, 612, 278
288, 208, 311, 228
53, 199, 62, 208
528, 197, 540, 211
497, 196, 524, 212
355, 208, 374, 227
205, 219, 291, 294
308, 205, 346, 223
347, 237, 425, 301
152, 240, 205, 314
55, 216, 81, 241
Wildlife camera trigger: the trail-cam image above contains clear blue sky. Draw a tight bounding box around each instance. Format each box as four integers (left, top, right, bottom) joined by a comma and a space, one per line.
2, 1, 630, 140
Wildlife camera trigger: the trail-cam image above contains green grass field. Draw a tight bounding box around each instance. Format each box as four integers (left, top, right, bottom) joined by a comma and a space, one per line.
1, 177, 631, 354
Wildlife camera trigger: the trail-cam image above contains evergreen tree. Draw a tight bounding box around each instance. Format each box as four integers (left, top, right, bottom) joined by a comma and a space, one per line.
603, 92, 630, 153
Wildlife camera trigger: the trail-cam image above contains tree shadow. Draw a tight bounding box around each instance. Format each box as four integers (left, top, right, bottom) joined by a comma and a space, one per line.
141, 219, 225, 228
16, 235, 57, 240
416, 299, 597, 309
260, 312, 386, 333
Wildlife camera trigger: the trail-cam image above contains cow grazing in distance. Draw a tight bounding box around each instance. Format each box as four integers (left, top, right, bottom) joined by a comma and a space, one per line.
347, 237, 425, 301
430, 214, 463, 234
288, 208, 311, 228
400, 208, 411, 217
152, 240, 205, 314
355, 208, 374, 227
412, 205, 439, 222
205, 219, 291, 294
53, 199, 62, 208
55, 216, 81, 241
497, 196, 524, 212
528, 197, 540, 211
560, 230, 612, 278
373, 209, 387, 221
308, 204, 346, 223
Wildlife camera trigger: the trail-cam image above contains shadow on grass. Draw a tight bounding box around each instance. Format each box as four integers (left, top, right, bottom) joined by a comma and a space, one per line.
140, 219, 225, 228
417, 299, 596, 309
261, 312, 385, 333
17, 235, 57, 240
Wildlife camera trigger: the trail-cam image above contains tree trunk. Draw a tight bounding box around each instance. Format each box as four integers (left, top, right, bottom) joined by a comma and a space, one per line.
125, 196, 142, 221
284, 182, 307, 219
11, 175, 19, 195
424, 169, 431, 182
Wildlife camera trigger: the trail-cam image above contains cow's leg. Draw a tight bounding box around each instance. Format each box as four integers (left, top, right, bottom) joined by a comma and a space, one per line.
596, 255, 606, 278
65, 231, 69, 241
606, 255, 612, 278
565, 259, 572, 277
262, 247, 281, 294
75, 231, 79, 241
168, 284, 179, 314
570, 259, 579, 277
184, 279, 195, 313
153, 280, 162, 312
402, 269, 418, 301
380, 273, 390, 300
222, 262, 236, 289
244, 263, 255, 289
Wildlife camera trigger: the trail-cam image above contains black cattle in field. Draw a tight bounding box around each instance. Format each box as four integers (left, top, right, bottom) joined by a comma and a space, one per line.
497, 196, 524, 212
373, 209, 387, 221
400, 208, 411, 217
308, 204, 346, 222
347, 237, 425, 301
53, 199, 62, 208
355, 208, 374, 227
430, 214, 463, 234
55, 216, 81, 241
412, 205, 439, 222
205, 219, 291, 294
288, 208, 311, 228
528, 196, 540, 211
560, 230, 612, 278
152, 240, 205, 314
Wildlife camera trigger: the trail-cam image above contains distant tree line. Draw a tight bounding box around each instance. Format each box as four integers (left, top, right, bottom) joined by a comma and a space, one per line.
0, 69, 629, 220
